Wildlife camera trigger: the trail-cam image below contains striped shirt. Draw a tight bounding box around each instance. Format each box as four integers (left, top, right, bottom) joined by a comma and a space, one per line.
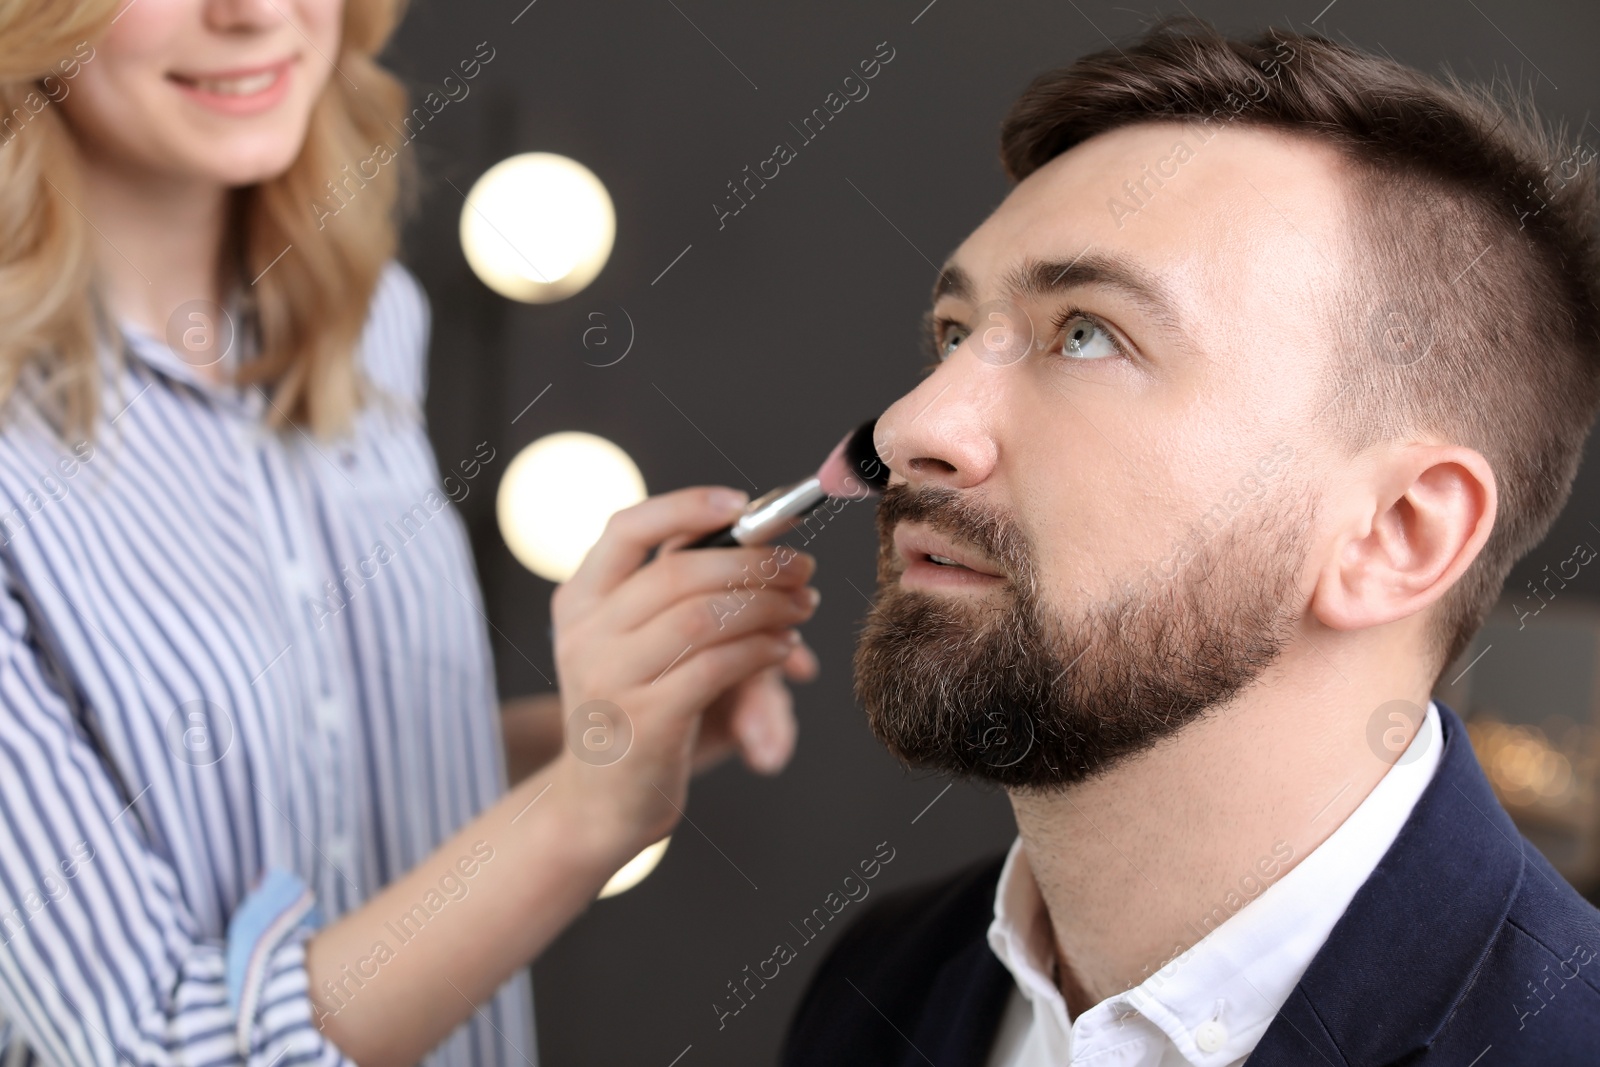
0, 263, 535, 1066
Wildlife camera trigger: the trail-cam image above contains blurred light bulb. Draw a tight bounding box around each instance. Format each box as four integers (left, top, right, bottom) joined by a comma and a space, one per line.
497, 432, 646, 582
460, 152, 615, 303
599, 836, 670, 898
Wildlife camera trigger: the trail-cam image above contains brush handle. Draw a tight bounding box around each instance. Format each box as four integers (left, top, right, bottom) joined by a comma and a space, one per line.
684, 524, 742, 549
682, 477, 826, 550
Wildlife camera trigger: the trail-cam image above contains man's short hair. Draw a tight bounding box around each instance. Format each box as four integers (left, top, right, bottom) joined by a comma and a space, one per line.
999, 18, 1600, 676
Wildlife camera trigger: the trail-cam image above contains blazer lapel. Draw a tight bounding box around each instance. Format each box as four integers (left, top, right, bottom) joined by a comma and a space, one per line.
1248, 702, 1525, 1066
907, 934, 1015, 1067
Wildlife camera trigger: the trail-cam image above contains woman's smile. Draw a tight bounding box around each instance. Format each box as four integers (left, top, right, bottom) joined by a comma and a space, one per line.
167, 56, 297, 116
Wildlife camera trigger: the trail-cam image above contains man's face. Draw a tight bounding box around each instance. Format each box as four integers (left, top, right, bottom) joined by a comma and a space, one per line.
855, 121, 1353, 788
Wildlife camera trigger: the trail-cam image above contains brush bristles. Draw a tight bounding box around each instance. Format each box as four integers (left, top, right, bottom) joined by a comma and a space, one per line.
844, 419, 888, 491
815, 419, 889, 497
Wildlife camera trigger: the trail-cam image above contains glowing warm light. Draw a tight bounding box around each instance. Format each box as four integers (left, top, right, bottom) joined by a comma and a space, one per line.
496, 432, 646, 582
459, 153, 615, 303
1468, 718, 1586, 808
599, 837, 670, 899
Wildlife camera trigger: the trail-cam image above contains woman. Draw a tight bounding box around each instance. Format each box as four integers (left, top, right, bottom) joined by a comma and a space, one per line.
0, 2, 820, 1065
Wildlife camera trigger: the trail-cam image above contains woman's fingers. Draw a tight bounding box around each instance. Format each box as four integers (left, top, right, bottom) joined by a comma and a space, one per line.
687, 683, 743, 775
732, 668, 798, 774
554, 487, 749, 621
780, 637, 820, 683
625, 583, 819, 680
553, 582, 815, 740
600, 543, 815, 635
649, 630, 801, 732
686, 666, 798, 776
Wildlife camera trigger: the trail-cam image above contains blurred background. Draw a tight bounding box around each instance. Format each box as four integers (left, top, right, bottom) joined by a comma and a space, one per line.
377, 0, 1600, 1063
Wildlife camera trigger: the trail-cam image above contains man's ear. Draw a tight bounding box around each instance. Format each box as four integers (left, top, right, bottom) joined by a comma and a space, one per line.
1311, 443, 1496, 632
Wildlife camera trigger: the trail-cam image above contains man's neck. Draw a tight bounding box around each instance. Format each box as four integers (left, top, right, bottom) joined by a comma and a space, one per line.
1007, 662, 1434, 1019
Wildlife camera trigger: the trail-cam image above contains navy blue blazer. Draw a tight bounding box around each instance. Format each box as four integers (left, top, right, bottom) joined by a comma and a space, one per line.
782, 702, 1600, 1065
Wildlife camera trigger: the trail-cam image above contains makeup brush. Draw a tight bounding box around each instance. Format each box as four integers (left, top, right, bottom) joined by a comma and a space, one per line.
685, 420, 889, 549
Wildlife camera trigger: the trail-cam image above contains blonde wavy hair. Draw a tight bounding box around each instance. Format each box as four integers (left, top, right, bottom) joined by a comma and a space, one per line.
0, 0, 412, 441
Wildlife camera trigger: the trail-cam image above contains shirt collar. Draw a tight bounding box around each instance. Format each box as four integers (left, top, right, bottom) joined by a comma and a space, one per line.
112, 295, 260, 409
986, 699, 1444, 1065
987, 839, 1075, 1062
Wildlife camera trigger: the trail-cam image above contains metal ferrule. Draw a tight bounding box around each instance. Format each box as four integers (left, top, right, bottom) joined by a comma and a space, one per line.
730, 476, 826, 545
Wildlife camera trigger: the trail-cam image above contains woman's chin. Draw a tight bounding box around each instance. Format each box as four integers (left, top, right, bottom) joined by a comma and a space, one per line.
154, 128, 310, 190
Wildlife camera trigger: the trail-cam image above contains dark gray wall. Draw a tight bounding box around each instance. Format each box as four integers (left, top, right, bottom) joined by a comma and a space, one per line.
382, 1, 1600, 1063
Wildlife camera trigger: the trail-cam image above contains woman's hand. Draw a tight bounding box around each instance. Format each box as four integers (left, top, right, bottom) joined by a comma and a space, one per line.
499, 640, 817, 785
689, 647, 819, 777
545, 487, 820, 858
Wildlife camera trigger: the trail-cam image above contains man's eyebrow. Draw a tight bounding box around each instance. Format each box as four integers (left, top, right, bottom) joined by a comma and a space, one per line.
1001, 253, 1181, 327
934, 253, 1183, 331
932, 264, 973, 304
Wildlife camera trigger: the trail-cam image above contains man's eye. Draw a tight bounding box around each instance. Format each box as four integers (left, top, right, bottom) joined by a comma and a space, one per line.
1057, 314, 1118, 360
937, 325, 969, 361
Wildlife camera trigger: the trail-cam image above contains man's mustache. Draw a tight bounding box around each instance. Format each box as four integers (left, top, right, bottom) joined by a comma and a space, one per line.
873, 483, 1031, 583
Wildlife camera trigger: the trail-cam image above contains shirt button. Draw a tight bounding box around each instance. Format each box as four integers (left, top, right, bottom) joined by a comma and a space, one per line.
314, 696, 342, 732
285, 560, 317, 596
1195, 1020, 1227, 1053
325, 835, 353, 869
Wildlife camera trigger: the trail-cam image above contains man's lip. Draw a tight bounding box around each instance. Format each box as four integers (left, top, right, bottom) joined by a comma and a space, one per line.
892, 523, 1005, 578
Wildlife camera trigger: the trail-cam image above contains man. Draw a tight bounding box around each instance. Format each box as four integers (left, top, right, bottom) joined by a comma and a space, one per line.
782, 20, 1600, 1067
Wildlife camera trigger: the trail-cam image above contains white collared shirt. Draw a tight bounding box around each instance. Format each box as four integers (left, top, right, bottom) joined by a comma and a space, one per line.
983, 700, 1444, 1067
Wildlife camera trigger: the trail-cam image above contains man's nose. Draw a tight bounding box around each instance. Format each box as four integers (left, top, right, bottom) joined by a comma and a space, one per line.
875, 348, 1003, 492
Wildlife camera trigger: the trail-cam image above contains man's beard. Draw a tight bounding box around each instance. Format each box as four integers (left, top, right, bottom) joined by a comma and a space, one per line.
852, 481, 1315, 790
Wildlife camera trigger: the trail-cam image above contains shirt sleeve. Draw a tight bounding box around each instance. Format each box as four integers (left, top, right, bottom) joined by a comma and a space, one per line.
0, 566, 357, 1067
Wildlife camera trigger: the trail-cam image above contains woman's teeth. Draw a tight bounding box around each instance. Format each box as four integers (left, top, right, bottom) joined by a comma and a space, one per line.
182, 71, 279, 96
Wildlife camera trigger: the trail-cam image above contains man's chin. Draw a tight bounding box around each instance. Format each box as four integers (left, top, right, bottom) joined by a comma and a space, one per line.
852, 584, 1077, 788
852, 575, 1299, 791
